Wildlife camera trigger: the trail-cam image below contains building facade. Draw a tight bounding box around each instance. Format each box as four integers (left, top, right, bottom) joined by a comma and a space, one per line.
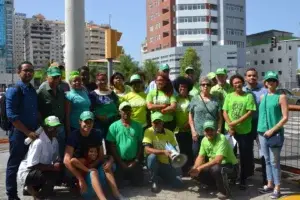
62, 23, 108, 63
144, 0, 246, 78
0, 0, 14, 74
244, 30, 300, 88
142, 45, 239, 80
14, 12, 26, 66
24, 14, 64, 68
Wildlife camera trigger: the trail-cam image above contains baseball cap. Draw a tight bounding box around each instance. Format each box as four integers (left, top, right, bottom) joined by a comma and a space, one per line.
119, 102, 131, 111
215, 68, 227, 75
207, 72, 216, 80
203, 120, 216, 130
151, 112, 164, 122
264, 71, 278, 81
185, 66, 194, 73
44, 116, 61, 127
80, 111, 94, 121
47, 67, 61, 77
159, 64, 170, 71
130, 74, 142, 83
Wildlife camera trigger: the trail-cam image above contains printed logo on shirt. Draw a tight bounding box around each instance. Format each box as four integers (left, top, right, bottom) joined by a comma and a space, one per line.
153, 96, 168, 104
130, 99, 146, 107
177, 100, 189, 111
153, 140, 166, 150
231, 102, 244, 120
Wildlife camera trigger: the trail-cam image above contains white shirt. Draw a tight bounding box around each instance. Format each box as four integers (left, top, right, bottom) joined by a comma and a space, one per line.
18, 131, 59, 185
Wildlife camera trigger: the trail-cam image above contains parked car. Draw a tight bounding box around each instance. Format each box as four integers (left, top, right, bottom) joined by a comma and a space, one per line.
277, 89, 300, 105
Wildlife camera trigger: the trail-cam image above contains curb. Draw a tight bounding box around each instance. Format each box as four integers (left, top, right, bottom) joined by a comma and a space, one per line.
0, 138, 8, 144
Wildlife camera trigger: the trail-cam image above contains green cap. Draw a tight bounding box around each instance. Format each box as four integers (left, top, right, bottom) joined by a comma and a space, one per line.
119, 102, 131, 111
264, 71, 278, 81
207, 72, 216, 80
47, 67, 61, 77
130, 74, 141, 83
44, 116, 61, 127
215, 68, 227, 75
203, 120, 216, 130
185, 66, 194, 73
80, 111, 94, 121
151, 112, 164, 122
69, 71, 80, 82
159, 64, 170, 71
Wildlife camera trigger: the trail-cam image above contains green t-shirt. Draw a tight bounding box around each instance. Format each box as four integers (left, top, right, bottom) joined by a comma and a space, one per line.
143, 127, 177, 164
106, 120, 143, 160
146, 89, 176, 122
175, 96, 191, 133
199, 134, 238, 165
121, 91, 147, 127
189, 85, 199, 97
210, 83, 234, 104
222, 92, 256, 134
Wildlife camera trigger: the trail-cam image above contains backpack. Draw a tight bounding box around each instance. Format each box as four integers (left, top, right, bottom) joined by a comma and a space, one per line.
0, 86, 23, 131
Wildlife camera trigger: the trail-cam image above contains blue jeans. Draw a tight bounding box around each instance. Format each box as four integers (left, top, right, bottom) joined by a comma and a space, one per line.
56, 125, 66, 160
147, 154, 183, 188
258, 134, 283, 186
6, 128, 29, 198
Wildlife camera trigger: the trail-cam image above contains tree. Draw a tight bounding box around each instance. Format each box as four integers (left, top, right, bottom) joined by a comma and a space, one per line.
142, 60, 158, 83
179, 47, 201, 79
115, 54, 139, 81
89, 64, 106, 82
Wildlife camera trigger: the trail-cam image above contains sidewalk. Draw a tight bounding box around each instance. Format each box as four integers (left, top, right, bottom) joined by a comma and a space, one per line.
0, 145, 299, 200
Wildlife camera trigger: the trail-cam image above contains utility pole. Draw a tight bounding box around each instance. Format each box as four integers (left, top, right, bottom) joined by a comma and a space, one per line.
65, 0, 85, 80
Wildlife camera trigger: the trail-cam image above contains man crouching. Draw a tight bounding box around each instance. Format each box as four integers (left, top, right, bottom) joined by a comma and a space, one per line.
18, 116, 63, 199
189, 120, 238, 199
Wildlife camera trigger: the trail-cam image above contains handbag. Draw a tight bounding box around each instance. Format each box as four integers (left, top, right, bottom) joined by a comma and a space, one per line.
264, 95, 284, 148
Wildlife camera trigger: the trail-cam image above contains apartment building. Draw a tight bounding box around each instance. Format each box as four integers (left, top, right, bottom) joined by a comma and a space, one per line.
14, 12, 26, 66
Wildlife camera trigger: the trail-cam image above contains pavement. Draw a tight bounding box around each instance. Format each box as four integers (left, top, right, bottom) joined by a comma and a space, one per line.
0, 144, 300, 200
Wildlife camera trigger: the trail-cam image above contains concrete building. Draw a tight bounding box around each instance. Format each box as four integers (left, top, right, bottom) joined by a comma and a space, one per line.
143, 0, 246, 78
62, 23, 108, 64
0, 0, 14, 74
142, 45, 239, 80
13, 12, 26, 66
24, 14, 64, 68
245, 30, 300, 88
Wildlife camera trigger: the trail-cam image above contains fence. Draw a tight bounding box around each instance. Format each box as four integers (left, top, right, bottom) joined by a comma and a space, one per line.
254, 108, 300, 174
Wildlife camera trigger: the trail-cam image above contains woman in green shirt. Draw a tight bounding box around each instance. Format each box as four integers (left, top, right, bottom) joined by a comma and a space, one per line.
110, 72, 131, 97
223, 74, 256, 190
173, 77, 194, 173
257, 71, 288, 199
146, 72, 176, 131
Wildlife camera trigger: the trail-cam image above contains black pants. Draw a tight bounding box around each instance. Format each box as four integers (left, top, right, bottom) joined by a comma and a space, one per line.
192, 135, 205, 160
234, 133, 254, 183
115, 161, 144, 186
197, 164, 237, 196
164, 120, 176, 132
175, 132, 193, 173
25, 169, 60, 197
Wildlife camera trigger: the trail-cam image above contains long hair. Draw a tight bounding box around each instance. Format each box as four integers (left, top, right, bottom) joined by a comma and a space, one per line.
156, 72, 173, 97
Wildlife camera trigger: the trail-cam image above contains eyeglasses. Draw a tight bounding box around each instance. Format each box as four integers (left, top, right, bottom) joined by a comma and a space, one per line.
201, 83, 211, 87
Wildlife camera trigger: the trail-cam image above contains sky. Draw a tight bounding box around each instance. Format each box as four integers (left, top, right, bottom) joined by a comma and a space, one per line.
15, 0, 300, 63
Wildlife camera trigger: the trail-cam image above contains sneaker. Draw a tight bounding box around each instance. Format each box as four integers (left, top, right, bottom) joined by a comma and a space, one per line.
270, 190, 281, 199
216, 192, 228, 199
258, 185, 274, 194
151, 181, 160, 193
115, 194, 129, 200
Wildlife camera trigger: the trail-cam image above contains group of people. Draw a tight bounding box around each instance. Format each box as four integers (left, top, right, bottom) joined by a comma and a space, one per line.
4, 61, 288, 200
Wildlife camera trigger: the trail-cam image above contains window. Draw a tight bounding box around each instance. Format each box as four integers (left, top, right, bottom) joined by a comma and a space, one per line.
278, 46, 282, 50
278, 58, 282, 63
261, 49, 265, 53
254, 61, 258, 65
289, 46, 292, 50
278, 71, 282, 75
254, 49, 257, 54
261, 60, 265, 65
270, 59, 273, 64
262, 72, 265, 76
270, 47, 273, 52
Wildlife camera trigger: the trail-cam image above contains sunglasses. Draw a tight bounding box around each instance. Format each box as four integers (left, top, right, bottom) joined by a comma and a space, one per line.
201, 83, 211, 87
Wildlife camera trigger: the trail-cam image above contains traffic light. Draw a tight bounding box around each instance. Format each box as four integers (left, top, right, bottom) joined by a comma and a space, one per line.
105, 29, 123, 59
271, 37, 277, 48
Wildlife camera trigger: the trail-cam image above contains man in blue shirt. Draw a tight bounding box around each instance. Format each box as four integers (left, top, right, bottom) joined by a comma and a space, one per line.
5, 61, 39, 200
243, 68, 268, 185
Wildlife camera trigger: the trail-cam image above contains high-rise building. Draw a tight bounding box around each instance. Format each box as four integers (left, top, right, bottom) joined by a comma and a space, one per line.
62, 22, 108, 63
14, 12, 26, 66
0, 0, 14, 74
144, 0, 246, 78
24, 14, 65, 68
